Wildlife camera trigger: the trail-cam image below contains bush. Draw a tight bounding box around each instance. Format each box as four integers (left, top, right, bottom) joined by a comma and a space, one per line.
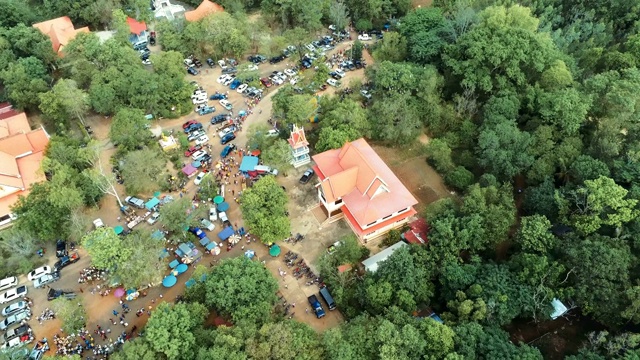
355, 19, 373, 31
445, 166, 475, 191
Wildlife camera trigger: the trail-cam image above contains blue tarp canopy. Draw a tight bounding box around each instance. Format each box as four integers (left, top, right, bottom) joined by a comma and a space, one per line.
199, 237, 211, 247
217, 202, 229, 212
239, 156, 259, 172
206, 242, 218, 251
245, 250, 255, 259
145, 197, 160, 210
217, 226, 235, 241
191, 160, 202, 168
152, 230, 165, 241
178, 243, 193, 256
176, 263, 188, 274
162, 275, 177, 287
169, 259, 180, 269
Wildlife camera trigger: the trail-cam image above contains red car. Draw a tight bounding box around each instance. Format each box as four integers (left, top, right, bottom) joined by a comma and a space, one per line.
260, 77, 273, 88
184, 145, 203, 157
182, 119, 198, 129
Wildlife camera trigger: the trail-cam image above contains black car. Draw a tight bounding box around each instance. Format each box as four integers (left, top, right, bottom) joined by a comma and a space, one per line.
269, 55, 285, 64
299, 168, 315, 184
47, 289, 76, 301
55, 240, 67, 258
221, 67, 237, 74
211, 114, 228, 125
206, 58, 215, 67
248, 55, 266, 64
221, 133, 236, 145
54, 252, 80, 271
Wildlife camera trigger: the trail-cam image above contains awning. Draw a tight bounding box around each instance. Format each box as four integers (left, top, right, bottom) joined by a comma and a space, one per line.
169, 259, 180, 269
152, 230, 165, 241
186, 279, 196, 288
176, 263, 188, 274
245, 250, 255, 259
239, 156, 259, 172
269, 244, 281, 257
206, 242, 218, 251
182, 164, 197, 176
114, 226, 124, 235
191, 160, 202, 168
178, 243, 192, 256
145, 197, 160, 210
162, 275, 177, 287
217, 202, 229, 212
214, 196, 224, 204
199, 237, 211, 247
217, 226, 234, 241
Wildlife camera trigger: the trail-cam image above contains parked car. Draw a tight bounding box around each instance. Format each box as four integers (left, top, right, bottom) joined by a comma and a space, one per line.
27, 266, 52, 282
93, 218, 104, 229
357, 33, 371, 41
194, 171, 208, 185
184, 122, 203, 133
182, 119, 198, 129
299, 168, 315, 184
269, 74, 284, 85
217, 74, 230, 84
184, 145, 203, 157
260, 77, 273, 88
191, 150, 207, 161
33, 272, 60, 289
221, 133, 236, 145
209, 93, 227, 100
0, 277, 18, 292
269, 55, 285, 64
147, 212, 160, 225
360, 89, 372, 100
187, 129, 206, 142
0, 309, 31, 331
218, 211, 230, 226
195, 135, 210, 146
125, 196, 145, 209
206, 58, 215, 67
192, 97, 208, 106
1, 301, 28, 317
218, 126, 236, 138
334, 69, 346, 78
307, 294, 326, 319
221, 67, 237, 74
200, 219, 215, 232
248, 55, 267, 63
211, 114, 228, 125
53, 252, 80, 271
47, 289, 75, 301
222, 76, 235, 86
197, 106, 215, 115
236, 84, 248, 94
229, 79, 241, 90
2, 324, 31, 344
187, 67, 199, 75
189, 227, 207, 240
220, 143, 236, 158
219, 100, 233, 110
284, 68, 297, 77
0, 286, 27, 304
326, 78, 340, 87
209, 207, 218, 222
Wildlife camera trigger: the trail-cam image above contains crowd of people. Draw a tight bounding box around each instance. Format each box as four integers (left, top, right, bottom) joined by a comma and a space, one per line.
36, 308, 55, 324
78, 267, 107, 284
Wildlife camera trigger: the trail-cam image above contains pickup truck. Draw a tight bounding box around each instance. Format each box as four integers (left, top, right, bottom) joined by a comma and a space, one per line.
47, 289, 76, 301
218, 211, 231, 227
54, 252, 80, 271
125, 196, 145, 209
127, 216, 144, 229
308, 295, 326, 318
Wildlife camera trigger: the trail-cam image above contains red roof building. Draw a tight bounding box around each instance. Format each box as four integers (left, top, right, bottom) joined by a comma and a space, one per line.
402, 218, 429, 244
0, 106, 50, 227
32, 16, 90, 55
288, 125, 310, 168
126, 17, 147, 36
312, 139, 418, 243
184, 0, 224, 22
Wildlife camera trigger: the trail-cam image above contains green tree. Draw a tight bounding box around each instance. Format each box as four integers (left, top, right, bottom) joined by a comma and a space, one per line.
240, 176, 290, 244
204, 257, 279, 323
145, 302, 208, 360
557, 176, 639, 235
261, 0, 327, 30
262, 139, 293, 175
315, 126, 361, 152
0, 56, 50, 110
516, 215, 556, 254
39, 79, 90, 130
399, 7, 452, 65
51, 298, 87, 334
425, 138, 455, 173
1, 23, 56, 65
453, 323, 542, 359
246, 321, 324, 360
476, 120, 535, 180
82, 227, 130, 271
110, 339, 158, 360
159, 197, 200, 237
110, 108, 153, 151
121, 148, 166, 195
569, 154, 611, 184
113, 230, 165, 289
328, 0, 350, 32
11, 183, 73, 241
372, 32, 408, 63
368, 92, 421, 145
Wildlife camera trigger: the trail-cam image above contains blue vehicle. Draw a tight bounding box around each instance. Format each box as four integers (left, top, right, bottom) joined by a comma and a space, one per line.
197, 106, 215, 115
209, 93, 227, 100
220, 144, 236, 158
229, 79, 241, 90
189, 227, 207, 240
211, 114, 228, 125
184, 122, 203, 133
308, 295, 326, 318
221, 132, 236, 145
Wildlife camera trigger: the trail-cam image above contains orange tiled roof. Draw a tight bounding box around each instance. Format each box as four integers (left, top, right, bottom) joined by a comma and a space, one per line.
0, 134, 34, 158
288, 125, 309, 149
0, 112, 31, 139
0, 103, 19, 121
184, 0, 224, 22
33, 16, 90, 54
126, 17, 147, 35
312, 138, 418, 226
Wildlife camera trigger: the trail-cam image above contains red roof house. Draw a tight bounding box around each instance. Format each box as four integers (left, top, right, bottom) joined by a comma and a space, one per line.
184, 0, 224, 22
0, 106, 50, 226
32, 16, 90, 55
312, 138, 418, 242
402, 218, 429, 244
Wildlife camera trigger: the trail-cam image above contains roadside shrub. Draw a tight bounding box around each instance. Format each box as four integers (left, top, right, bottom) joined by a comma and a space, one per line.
425, 138, 455, 173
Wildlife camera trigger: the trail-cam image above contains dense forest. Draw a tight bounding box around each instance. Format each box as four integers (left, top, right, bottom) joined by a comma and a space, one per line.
2, 0, 640, 358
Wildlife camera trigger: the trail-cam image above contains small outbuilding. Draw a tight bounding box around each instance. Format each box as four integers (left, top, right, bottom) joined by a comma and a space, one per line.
361, 241, 408, 273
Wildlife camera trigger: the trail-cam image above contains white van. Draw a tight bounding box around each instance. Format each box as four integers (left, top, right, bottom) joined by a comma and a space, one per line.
0, 277, 17, 292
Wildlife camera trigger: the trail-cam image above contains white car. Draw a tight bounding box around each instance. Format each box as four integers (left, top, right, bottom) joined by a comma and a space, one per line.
0, 286, 27, 304
326, 78, 340, 87
218, 126, 236, 138
334, 69, 346, 78
147, 212, 160, 225
269, 75, 284, 85
219, 211, 229, 224
209, 207, 218, 222
219, 99, 233, 110
266, 129, 280, 137
222, 76, 235, 86
358, 33, 371, 41
194, 172, 208, 185
193, 98, 208, 106
93, 218, 104, 228
27, 266, 52, 282
305, 43, 315, 51
33, 273, 59, 289
187, 129, 205, 142
191, 150, 207, 161
1, 301, 27, 317
195, 135, 210, 146
284, 68, 297, 77
236, 84, 248, 93
275, 71, 287, 80
361, 89, 372, 99
217, 74, 231, 84
246, 64, 258, 71
200, 219, 215, 232
290, 76, 300, 85
0, 277, 17, 292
